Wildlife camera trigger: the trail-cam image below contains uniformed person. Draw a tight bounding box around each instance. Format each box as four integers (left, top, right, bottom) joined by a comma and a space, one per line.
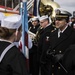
29, 16, 40, 75
46, 8, 75, 75
70, 17, 75, 29
29, 16, 40, 34
0, 15, 28, 75
37, 15, 54, 75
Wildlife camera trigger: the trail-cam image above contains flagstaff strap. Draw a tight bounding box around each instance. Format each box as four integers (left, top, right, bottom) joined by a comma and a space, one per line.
0, 43, 15, 62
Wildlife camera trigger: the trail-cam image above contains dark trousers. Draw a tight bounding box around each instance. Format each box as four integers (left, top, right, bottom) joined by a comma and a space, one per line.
29, 45, 39, 75
40, 63, 51, 75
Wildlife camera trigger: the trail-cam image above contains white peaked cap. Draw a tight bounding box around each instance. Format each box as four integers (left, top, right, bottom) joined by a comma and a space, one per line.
39, 15, 49, 21
55, 8, 72, 17
1, 14, 22, 29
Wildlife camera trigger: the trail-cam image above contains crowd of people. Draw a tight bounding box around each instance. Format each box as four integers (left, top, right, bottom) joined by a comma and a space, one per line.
0, 7, 75, 75
28, 8, 75, 75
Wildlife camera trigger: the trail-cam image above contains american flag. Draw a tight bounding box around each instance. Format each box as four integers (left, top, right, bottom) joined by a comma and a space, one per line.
33, 0, 40, 16
33, 0, 37, 16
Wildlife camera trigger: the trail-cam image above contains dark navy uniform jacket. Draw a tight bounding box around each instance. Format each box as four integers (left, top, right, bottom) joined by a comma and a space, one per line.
37, 24, 54, 63
47, 26, 75, 75
62, 45, 75, 75
29, 24, 40, 34
0, 41, 28, 75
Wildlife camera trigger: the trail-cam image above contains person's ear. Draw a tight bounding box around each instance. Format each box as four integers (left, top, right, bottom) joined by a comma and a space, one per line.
15, 30, 18, 36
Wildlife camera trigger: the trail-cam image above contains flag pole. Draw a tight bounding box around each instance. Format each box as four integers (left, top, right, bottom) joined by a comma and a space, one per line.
12, 0, 14, 9
18, 0, 21, 15
5, 0, 7, 12
33, 0, 37, 16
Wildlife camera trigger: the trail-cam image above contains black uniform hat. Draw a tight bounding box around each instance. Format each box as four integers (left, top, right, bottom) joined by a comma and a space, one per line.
55, 8, 72, 22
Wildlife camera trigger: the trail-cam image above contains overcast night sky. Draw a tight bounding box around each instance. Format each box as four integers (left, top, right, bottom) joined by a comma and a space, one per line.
55, 0, 75, 16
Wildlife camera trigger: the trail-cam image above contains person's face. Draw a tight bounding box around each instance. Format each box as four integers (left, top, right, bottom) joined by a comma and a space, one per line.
32, 20, 39, 26
71, 18, 75, 22
55, 18, 67, 31
40, 19, 48, 28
